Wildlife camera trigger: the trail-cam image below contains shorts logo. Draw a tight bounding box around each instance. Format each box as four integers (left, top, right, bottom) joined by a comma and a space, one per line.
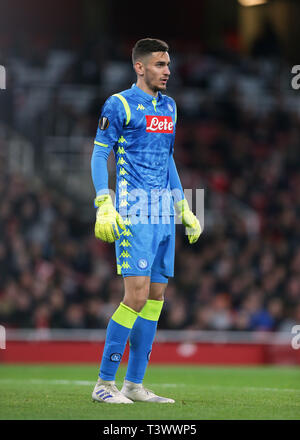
147, 350, 151, 361
137, 258, 148, 269
110, 353, 122, 362
145, 115, 174, 133
99, 116, 109, 130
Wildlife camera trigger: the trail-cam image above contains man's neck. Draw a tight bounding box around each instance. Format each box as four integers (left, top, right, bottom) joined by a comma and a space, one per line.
136, 80, 158, 97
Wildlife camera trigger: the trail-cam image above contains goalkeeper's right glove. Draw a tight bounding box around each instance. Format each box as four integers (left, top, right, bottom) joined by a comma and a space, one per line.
94, 194, 125, 243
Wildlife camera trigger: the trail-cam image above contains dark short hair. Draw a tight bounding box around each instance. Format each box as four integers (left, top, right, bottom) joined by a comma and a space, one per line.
132, 38, 169, 64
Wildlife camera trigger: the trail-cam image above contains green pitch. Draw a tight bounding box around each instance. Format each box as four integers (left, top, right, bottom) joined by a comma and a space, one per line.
0, 364, 299, 420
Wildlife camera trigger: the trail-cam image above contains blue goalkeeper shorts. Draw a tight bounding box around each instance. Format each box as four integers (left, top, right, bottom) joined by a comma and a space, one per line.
115, 215, 175, 283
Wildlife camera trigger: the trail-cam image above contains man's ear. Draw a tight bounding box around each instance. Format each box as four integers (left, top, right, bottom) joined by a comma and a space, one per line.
134, 61, 144, 77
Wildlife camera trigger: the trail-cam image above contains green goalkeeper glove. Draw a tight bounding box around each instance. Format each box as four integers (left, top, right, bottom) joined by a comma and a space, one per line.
94, 194, 125, 243
175, 198, 202, 244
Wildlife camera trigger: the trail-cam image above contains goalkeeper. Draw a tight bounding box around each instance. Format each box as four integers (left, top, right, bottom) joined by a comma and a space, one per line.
91, 38, 201, 404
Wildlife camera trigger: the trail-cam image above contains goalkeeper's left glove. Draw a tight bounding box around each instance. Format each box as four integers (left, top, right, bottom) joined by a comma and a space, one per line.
175, 198, 202, 244
94, 194, 125, 243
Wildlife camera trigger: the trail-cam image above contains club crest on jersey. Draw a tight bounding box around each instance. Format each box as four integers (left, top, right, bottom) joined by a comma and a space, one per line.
145, 115, 174, 133
137, 258, 148, 269
99, 116, 109, 130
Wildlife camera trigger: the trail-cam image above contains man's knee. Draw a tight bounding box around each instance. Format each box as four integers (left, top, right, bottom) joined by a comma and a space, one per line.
149, 282, 168, 302
123, 276, 150, 313
123, 292, 148, 313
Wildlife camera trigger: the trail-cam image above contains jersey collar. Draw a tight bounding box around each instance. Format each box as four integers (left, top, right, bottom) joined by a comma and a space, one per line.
131, 83, 162, 102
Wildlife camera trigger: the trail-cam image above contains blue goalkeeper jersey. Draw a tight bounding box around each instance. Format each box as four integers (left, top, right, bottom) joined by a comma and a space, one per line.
92, 84, 179, 217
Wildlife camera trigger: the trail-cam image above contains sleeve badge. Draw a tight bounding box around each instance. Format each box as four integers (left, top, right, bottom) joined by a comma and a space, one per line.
99, 116, 109, 130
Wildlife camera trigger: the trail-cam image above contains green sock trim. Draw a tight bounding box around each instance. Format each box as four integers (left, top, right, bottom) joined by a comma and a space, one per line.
139, 299, 164, 321
111, 302, 139, 329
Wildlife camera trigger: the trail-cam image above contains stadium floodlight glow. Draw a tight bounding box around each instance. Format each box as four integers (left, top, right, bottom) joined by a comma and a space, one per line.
238, 0, 268, 6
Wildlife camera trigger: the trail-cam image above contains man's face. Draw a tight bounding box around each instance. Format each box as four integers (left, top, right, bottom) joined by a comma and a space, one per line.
143, 51, 171, 92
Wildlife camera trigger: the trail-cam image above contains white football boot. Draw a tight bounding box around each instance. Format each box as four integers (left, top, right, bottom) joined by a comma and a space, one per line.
121, 380, 175, 403
92, 379, 134, 404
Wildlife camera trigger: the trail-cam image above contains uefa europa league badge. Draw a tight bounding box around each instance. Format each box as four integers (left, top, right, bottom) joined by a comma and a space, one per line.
99, 116, 109, 130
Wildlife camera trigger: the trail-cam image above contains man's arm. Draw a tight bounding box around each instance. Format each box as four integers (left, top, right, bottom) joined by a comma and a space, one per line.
91, 96, 126, 242
91, 95, 126, 196
91, 142, 110, 198
169, 153, 185, 203
169, 154, 202, 244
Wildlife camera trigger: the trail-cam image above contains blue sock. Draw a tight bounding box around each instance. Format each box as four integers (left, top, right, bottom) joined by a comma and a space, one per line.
99, 302, 138, 381
125, 299, 164, 384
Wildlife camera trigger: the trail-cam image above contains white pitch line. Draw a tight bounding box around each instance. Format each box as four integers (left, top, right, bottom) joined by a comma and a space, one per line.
0, 378, 299, 393
0, 379, 95, 386
0, 379, 180, 387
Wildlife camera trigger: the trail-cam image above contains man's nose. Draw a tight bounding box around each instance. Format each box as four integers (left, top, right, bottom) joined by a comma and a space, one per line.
164, 66, 170, 76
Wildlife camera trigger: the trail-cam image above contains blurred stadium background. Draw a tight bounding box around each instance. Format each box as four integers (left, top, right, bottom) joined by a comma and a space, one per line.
0, 0, 300, 366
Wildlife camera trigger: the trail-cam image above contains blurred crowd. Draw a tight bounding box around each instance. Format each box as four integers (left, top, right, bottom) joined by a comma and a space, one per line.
0, 38, 300, 332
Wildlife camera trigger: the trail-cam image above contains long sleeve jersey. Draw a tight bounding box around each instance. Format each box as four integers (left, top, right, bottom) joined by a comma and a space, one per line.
91, 83, 184, 217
